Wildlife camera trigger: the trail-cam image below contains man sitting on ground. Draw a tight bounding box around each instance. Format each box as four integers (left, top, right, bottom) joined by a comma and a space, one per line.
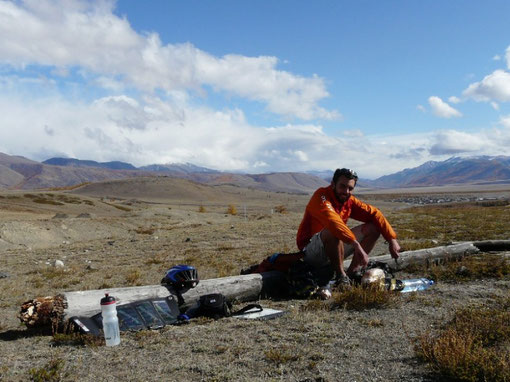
296, 168, 401, 286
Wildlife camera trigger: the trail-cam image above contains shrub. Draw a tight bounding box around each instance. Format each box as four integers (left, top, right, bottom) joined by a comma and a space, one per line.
29, 358, 65, 382
198, 205, 206, 213
226, 204, 237, 215
415, 299, 510, 381
274, 205, 287, 214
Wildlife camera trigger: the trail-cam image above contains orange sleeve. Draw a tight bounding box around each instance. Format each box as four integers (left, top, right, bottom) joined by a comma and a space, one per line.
349, 196, 397, 241
306, 191, 357, 244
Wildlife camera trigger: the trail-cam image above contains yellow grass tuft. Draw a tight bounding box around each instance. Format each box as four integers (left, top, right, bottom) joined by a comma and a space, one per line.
414, 298, 510, 381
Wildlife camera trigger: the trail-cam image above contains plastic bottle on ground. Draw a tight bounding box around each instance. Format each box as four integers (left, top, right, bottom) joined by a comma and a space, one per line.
400, 278, 435, 293
100, 293, 121, 346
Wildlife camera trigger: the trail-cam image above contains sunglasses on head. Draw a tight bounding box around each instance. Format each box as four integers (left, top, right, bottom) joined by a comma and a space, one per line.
333, 168, 358, 182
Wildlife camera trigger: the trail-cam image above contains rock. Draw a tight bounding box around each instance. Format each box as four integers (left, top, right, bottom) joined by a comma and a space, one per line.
54, 260, 64, 268
77, 213, 92, 218
0, 271, 9, 278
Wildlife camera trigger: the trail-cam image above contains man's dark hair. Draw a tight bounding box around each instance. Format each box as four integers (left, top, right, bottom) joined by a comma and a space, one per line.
332, 168, 358, 184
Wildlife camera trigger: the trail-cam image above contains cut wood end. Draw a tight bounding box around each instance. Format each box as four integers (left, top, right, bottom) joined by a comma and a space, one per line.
18, 294, 67, 328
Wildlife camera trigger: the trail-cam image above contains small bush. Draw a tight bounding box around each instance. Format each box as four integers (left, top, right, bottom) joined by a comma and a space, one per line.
198, 205, 206, 213
125, 269, 142, 285
226, 204, 237, 215
274, 205, 288, 214
265, 346, 301, 365
414, 300, 510, 381
29, 358, 65, 382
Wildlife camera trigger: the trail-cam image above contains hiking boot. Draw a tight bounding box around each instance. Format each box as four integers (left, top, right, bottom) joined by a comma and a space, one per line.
334, 274, 352, 290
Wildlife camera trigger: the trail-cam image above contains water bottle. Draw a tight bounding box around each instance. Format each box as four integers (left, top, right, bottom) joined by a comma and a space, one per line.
100, 293, 120, 346
400, 278, 435, 293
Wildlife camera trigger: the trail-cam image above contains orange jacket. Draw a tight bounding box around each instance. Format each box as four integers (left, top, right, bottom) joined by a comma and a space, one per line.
296, 185, 397, 250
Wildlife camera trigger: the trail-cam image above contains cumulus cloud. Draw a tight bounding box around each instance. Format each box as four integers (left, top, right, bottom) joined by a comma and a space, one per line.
0, 0, 338, 121
429, 130, 485, 155
462, 69, 510, 102
428, 96, 462, 118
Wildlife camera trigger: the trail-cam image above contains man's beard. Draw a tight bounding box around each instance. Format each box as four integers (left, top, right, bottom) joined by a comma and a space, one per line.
334, 190, 350, 203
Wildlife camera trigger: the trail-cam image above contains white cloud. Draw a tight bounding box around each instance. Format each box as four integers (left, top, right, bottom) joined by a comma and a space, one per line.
507, 46, 510, 69
448, 96, 461, 104
429, 130, 486, 155
0, 0, 338, 121
500, 114, 510, 128
343, 129, 364, 137
493, 54, 501, 61
462, 69, 510, 102
416, 104, 426, 113
428, 96, 462, 118
491, 101, 500, 110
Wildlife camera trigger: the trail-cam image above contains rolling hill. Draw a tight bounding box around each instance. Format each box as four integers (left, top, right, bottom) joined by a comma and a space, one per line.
2, 153, 510, 192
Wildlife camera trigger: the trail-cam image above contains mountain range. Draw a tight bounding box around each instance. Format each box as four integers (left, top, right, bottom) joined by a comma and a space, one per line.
1, 153, 509, 193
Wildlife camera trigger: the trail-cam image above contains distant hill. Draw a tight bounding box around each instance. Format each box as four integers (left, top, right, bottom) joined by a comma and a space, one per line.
0, 153, 327, 193
139, 162, 219, 174
371, 156, 510, 188
2, 153, 509, 192
43, 157, 136, 170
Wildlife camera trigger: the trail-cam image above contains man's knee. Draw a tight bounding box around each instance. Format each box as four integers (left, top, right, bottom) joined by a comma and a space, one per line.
362, 222, 381, 239
320, 229, 343, 251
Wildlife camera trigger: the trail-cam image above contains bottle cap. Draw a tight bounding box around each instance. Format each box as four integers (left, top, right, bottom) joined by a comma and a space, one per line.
100, 293, 116, 305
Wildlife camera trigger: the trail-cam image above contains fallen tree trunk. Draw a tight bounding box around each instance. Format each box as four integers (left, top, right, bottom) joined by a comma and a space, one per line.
19, 241, 508, 328
19, 271, 285, 328
344, 242, 481, 271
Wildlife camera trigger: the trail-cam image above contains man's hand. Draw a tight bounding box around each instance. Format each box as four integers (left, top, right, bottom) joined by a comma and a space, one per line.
389, 238, 400, 259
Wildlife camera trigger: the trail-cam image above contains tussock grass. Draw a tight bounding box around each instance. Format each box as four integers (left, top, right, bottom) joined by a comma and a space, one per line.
226, 204, 237, 215
273, 205, 288, 214
331, 285, 400, 311
265, 345, 301, 364
52, 332, 104, 348
29, 357, 66, 382
302, 285, 400, 312
415, 297, 510, 382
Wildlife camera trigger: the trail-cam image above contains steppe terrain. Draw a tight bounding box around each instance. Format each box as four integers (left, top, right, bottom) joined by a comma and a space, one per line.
0, 177, 509, 381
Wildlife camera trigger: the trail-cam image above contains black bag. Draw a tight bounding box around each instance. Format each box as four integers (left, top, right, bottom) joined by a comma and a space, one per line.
186, 293, 263, 320
195, 293, 232, 319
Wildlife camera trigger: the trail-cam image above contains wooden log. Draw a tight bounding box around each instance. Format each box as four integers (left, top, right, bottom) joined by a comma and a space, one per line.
343, 242, 481, 271
19, 271, 285, 327
473, 239, 510, 252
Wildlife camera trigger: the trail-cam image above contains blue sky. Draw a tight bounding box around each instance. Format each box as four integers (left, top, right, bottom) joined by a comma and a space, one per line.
1, 0, 510, 178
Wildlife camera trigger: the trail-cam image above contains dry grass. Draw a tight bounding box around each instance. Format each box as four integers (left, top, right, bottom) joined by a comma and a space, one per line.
29, 357, 66, 382
388, 202, 510, 250
226, 204, 237, 215
331, 285, 400, 311
405, 254, 510, 283
1, 188, 509, 381
415, 297, 510, 382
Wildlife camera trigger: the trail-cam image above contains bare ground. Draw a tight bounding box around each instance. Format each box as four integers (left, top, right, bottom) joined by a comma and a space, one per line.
0, 187, 508, 381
